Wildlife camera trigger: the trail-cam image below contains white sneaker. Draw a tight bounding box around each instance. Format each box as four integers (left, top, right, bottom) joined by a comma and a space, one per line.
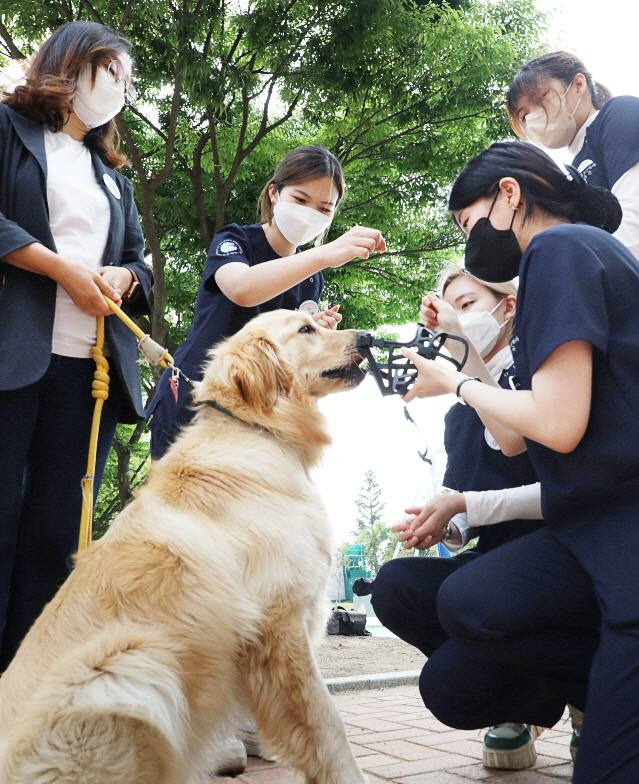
483, 722, 541, 770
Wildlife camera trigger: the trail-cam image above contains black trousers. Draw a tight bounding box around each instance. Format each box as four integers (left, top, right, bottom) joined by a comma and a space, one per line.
370, 548, 570, 731
0, 355, 122, 670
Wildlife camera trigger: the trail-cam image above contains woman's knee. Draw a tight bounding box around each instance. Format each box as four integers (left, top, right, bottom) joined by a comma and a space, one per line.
419, 659, 480, 730
436, 568, 489, 643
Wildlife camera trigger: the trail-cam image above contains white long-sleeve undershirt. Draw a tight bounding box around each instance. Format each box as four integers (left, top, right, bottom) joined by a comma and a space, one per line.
442, 348, 543, 552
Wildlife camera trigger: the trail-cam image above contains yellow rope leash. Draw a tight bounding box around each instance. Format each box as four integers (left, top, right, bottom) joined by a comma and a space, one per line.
78, 295, 176, 550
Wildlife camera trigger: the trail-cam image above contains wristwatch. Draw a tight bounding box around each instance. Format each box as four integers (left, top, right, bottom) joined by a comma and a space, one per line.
455, 376, 481, 405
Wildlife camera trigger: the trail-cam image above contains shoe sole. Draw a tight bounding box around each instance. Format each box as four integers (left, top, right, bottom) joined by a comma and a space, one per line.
483, 740, 537, 770
483, 725, 542, 771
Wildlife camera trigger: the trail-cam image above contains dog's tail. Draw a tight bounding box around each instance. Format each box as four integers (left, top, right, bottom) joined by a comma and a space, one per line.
2, 625, 188, 784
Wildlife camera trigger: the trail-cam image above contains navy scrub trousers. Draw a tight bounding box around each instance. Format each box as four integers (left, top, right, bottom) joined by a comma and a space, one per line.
0, 355, 122, 671
372, 550, 569, 730
437, 514, 632, 782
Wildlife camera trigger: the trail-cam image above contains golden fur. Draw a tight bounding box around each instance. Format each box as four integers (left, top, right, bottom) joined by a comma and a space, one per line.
0, 310, 368, 784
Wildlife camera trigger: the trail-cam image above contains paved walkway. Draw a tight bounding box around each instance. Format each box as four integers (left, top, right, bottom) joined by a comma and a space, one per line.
210, 685, 574, 783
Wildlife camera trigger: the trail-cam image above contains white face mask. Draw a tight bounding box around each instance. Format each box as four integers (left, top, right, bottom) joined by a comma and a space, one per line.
273, 201, 333, 247
458, 299, 508, 358
72, 64, 125, 129
524, 79, 583, 149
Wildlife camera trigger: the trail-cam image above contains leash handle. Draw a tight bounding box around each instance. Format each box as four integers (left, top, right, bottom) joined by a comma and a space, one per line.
102, 295, 175, 369
78, 299, 184, 551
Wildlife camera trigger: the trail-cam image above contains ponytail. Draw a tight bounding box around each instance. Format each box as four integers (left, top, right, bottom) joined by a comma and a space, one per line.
564, 165, 621, 233
449, 141, 621, 234
593, 81, 612, 107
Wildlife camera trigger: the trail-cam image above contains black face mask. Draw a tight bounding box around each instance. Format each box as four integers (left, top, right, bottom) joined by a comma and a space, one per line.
464, 193, 522, 283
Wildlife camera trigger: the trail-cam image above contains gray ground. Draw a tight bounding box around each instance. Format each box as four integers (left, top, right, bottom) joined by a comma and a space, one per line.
317, 634, 426, 678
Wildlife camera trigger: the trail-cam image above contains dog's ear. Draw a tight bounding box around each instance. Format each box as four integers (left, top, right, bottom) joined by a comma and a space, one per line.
228, 336, 293, 411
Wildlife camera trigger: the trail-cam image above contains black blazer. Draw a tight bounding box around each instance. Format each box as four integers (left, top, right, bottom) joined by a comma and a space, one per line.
0, 104, 153, 422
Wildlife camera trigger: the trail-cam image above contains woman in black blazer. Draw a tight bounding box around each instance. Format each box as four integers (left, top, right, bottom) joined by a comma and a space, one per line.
0, 21, 152, 669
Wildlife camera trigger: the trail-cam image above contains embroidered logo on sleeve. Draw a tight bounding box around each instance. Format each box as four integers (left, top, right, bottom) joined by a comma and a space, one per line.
577, 159, 597, 182
216, 239, 243, 256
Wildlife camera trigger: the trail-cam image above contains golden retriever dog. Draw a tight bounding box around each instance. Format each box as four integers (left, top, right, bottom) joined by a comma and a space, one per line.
0, 310, 369, 784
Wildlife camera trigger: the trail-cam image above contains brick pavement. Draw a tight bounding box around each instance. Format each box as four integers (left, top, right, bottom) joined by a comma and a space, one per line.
210, 685, 574, 783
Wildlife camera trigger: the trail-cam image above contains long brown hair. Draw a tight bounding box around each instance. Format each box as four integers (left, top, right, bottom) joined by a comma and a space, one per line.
4, 21, 131, 168
258, 146, 346, 225
506, 51, 612, 138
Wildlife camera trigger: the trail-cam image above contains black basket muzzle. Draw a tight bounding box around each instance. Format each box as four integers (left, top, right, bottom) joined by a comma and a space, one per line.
355, 325, 468, 396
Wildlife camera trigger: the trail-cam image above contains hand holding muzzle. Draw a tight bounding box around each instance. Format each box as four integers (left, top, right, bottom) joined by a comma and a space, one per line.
355, 325, 469, 397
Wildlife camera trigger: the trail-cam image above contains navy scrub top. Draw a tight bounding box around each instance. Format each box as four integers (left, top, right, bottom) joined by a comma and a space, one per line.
512, 222, 639, 525
148, 222, 323, 458
443, 364, 542, 553
572, 96, 639, 188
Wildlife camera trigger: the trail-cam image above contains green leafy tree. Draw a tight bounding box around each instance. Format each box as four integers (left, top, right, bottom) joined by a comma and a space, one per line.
0, 0, 545, 529
357, 519, 395, 577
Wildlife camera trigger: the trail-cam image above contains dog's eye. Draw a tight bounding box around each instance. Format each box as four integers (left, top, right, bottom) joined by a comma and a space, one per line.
298, 324, 316, 334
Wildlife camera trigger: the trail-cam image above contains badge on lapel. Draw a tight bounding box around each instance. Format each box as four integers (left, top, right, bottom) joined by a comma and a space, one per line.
298, 300, 319, 316
103, 173, 121, 199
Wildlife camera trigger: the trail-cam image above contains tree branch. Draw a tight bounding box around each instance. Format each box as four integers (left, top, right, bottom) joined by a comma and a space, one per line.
148, 66, 183, 189
189, 133, 212, 247
339, 185, 406, 212
77, 0, 104, 23
0, 20, 26, 59
372, 241, 461, 257
224, 27, 244, 65
342, 110, 489, 165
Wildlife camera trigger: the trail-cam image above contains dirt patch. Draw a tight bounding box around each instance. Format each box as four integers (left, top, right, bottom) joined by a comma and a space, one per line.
317, 634, 426, 678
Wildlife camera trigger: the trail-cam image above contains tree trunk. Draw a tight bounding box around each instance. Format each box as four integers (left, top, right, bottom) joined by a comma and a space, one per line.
136, 179, 168, 346
115, 441, 131, 509
190, 135, 212, 249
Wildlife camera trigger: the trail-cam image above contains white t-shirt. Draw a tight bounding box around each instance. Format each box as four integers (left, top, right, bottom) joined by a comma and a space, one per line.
44, 130, 111, 358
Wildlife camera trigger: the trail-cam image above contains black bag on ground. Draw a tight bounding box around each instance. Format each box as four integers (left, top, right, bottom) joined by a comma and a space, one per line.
327, 606, 371, 636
